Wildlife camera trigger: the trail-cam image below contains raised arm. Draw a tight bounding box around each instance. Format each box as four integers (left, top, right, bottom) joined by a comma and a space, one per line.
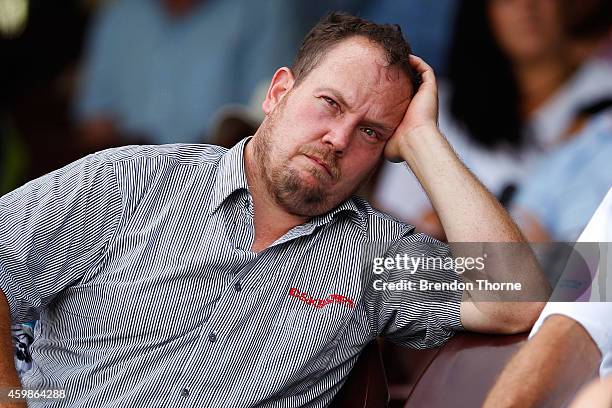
385, 55, 549, 333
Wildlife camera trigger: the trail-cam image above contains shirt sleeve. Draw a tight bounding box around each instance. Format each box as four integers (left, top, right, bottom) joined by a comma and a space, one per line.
529, 302, 612, 377
0, 153, 123, 323
367, 233, 464, 349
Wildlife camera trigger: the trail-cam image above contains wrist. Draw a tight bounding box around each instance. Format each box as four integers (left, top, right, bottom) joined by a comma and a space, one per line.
398, 125, 446, 164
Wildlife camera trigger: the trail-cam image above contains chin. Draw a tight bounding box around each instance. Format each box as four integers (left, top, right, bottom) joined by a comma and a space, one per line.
272, 164, 350, 217
285, 202, 335, 218
285, 189, 349, 218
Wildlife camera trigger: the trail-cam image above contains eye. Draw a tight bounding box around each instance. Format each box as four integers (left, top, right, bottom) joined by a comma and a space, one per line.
322, 96, 339, 109
361, 127, 378, 139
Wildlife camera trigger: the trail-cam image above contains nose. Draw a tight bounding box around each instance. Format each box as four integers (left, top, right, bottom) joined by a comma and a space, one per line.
321, 122, 353, 156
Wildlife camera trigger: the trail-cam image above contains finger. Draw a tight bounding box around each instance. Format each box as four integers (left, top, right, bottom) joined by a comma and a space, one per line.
408, 54, 437, 89
408, 54, 433, 75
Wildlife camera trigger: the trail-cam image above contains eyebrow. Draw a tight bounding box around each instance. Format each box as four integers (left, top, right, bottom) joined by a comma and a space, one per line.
315, 87, 395, 135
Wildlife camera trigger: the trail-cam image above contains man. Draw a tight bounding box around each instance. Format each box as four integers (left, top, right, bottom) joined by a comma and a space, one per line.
0, 13, 547, 407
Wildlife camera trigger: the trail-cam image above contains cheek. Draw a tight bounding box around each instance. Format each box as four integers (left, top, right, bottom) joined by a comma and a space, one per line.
293, 101, 336, 132
488, 3, 517, 43
340, 149, 382, 184
351, 136, 386, 158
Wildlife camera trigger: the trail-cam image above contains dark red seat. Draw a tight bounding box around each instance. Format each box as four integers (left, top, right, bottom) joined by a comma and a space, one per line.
330, 340, 389, 407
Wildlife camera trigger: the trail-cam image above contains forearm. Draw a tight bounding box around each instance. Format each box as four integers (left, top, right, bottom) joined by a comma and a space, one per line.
399, 127, 549, 329
399, 127, 521, 243
0, 292, 25, 408
483, 315, 602, 408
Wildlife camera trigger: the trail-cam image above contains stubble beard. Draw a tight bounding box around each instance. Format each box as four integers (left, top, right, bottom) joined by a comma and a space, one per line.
251, 103, 343, 217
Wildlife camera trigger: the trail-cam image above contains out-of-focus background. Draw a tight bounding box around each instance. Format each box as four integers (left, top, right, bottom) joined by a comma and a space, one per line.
2, 0, 612, 247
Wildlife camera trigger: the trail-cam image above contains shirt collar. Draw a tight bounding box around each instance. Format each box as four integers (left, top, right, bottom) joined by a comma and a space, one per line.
207, 136, 366, 233
207, 137, 251, 215
309, 198, 365, 230
267, 198, 367, 247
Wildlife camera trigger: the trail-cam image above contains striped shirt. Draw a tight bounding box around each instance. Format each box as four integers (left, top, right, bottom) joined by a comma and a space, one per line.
0, 138, 462, 407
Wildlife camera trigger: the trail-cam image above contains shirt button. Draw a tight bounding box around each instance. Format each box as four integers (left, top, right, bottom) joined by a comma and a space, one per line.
234, 282, 242, 292
208, 331, 217, 343
180, 388, 190, 398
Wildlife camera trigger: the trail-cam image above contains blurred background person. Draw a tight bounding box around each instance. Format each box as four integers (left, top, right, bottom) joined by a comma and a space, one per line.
373, 0, 612, 240
74, 0, 304, 150
511, 0, 612, 242
512, 105, 612, 242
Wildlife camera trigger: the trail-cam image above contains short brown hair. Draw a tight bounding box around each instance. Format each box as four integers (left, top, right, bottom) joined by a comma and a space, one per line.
292, 12, 419, 91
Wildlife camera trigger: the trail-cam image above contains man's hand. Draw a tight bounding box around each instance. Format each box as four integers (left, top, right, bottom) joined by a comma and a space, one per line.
569, 376, 612, 408
384, 55, 439, 162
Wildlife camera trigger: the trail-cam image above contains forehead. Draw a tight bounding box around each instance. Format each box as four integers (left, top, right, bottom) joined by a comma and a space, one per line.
301, 37, 412, 119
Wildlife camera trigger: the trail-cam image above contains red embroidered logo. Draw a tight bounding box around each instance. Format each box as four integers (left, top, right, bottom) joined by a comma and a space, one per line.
289, 287, 355, 309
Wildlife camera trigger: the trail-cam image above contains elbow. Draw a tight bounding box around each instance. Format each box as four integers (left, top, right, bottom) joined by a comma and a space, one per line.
499, 301, 546, 334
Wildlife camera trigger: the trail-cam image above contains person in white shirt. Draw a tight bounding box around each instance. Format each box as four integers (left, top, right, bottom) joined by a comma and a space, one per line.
484, 188, 612, 407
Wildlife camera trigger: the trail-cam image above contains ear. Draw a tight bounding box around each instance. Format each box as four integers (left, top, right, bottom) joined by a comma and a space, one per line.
262, 67, 295, 115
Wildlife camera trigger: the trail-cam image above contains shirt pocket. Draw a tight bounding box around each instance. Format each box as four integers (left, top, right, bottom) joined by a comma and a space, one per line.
271, 307, 347, 343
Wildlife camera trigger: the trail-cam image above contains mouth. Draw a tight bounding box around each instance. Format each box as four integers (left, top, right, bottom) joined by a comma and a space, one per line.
304, 154, 333, 178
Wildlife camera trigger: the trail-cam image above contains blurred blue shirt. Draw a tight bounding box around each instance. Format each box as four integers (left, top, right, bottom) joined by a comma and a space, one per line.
514, 109, 612, 241
75, 0, 296, 144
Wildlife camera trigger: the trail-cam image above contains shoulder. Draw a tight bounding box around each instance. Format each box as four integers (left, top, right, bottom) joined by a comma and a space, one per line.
350, 196, 415, 241
92, 143, 228, 168
350, 196, 450, 254
88, 144, 227, 196
537, 109, 612, 173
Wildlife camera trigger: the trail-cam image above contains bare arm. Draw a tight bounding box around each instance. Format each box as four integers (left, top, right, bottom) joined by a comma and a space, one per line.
483, 314, 601, 408
0, 292, 26, 408
385, 55, 549, 333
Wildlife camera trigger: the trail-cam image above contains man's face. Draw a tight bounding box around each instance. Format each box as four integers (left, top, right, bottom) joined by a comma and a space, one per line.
252, 37, 413, 217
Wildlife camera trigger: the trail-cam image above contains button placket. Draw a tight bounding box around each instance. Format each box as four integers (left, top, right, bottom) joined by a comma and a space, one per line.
163, 241, 266, 405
